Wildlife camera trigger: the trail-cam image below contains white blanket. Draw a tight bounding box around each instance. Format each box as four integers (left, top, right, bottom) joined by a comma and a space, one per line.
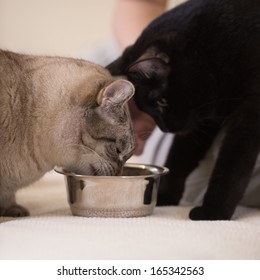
1, 171, 260, 260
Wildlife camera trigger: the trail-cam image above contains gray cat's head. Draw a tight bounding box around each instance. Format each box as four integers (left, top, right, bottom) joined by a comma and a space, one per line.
53, 74, 135, 176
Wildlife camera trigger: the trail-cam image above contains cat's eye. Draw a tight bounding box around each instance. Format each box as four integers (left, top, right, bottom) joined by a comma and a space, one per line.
156, 98, 168, 108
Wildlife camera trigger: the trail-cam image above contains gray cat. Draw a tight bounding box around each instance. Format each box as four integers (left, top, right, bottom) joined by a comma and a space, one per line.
0, 50, 135, 217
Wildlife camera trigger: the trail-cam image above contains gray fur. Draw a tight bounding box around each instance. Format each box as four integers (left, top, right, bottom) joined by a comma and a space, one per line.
0, 50, 135, 217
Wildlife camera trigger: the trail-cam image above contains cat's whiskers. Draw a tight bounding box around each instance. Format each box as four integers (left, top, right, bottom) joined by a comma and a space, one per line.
65, 143, 111, 172
66, 143, 104, 160
194, 127, 215, 139
195, 97, 242, 111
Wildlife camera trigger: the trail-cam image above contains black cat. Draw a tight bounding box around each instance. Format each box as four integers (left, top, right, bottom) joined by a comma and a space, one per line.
107, 0, 260, 220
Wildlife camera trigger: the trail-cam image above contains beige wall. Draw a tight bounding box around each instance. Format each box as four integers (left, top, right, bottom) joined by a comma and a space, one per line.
0, 0, 184, 57
0, 0, 118, 56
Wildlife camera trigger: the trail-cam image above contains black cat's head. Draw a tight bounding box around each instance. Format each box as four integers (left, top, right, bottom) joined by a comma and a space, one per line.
107, 4, 218, 134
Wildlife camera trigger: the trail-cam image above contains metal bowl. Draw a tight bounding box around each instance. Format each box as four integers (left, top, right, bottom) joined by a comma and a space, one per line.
54, 163, 169, 218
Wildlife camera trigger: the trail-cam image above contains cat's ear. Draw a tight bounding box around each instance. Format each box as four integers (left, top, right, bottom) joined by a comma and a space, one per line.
127, 47, 170, 79
96, 79, 135, 108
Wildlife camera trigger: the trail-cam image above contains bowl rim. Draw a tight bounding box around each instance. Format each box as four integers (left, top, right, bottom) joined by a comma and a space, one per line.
54, 163, 169, 179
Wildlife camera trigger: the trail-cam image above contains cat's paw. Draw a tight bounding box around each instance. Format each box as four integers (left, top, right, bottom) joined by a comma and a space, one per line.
156, 192, 180, 206
0, 205, 30, 217
189, 206, 231, 221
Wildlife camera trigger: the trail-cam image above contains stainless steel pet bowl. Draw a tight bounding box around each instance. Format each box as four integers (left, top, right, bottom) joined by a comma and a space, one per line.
54, 163, 169, 218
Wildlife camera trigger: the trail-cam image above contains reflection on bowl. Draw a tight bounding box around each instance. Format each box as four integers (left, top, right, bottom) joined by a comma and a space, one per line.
54, 163, 169, 218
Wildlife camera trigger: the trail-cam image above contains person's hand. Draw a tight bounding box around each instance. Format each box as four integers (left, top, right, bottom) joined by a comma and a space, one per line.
128, 99, 156, 155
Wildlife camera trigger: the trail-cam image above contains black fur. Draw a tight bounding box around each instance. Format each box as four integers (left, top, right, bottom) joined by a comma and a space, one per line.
107, 0, 260, 220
